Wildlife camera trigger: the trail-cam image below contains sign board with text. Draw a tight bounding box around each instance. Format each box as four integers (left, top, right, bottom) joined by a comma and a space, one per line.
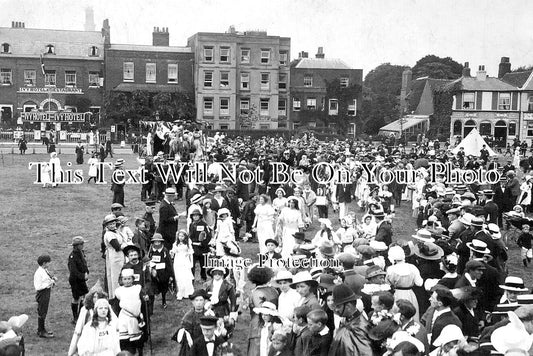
21, 112, 91, 122
17, 87, 83, 94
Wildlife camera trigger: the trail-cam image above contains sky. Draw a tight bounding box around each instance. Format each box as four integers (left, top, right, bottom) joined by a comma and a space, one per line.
2, 0, 533, 78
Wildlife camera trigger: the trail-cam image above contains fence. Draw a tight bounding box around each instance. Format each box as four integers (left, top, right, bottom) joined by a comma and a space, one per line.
0, 131, 108, 144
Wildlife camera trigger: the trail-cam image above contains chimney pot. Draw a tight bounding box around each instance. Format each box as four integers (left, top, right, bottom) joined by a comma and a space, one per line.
477, 65, 487, 81
11, 21, 14, 28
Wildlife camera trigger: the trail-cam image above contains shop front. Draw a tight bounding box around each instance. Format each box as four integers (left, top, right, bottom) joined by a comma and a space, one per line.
450, 111, 519, 148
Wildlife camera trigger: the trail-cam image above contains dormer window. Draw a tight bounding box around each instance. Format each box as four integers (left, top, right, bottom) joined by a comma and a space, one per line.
89, 46, 99, 56
1, 43, 10, 53
46, 44, 55, 54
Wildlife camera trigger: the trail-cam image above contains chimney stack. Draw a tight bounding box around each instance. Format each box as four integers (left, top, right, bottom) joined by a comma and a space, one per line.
153, 26, 169, 46
315, 47, 325, 59
477, 65, 487, 81
101, 19, 111, 45
299, 51, 308, 59
462, 62, 471, 77
498, 57, 511, 78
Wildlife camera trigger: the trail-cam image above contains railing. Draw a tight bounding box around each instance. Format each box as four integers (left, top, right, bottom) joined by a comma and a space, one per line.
0, 131, 108, 144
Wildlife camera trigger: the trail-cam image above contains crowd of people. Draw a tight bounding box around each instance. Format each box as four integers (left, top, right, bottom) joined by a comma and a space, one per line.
7, 127, 533, 356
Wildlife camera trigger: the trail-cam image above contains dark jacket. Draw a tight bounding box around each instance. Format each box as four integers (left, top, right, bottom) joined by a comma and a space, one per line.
189, 220, 211, 255
157, 199, 178, 246
484, 200, 499, 224
203, 279, 237, 317
190, 335, 224, 356
453, 304, 483, 337
374, 220, 393, 246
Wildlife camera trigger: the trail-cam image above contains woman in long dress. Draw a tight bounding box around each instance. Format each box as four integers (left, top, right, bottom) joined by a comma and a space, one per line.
519, 176, 533, 213
275, 197, 304, 258
171, 230, 195, 300
252, 194, 276, 254
87, 153, 99, 184
385, 246, 423, 321
49, 152, 62, 187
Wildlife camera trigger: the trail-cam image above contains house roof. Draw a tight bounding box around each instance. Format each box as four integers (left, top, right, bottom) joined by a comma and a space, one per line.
294, 58, 352, 70
379, 115, 430, 133
448, 76, 518, 91
0, 27, 104, 59
108, 44, 192, 53
501, 70, 532, 88
406, 77, 452, 112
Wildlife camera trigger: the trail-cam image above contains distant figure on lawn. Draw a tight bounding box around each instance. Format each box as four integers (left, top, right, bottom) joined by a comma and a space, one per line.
18, 137, 27, 155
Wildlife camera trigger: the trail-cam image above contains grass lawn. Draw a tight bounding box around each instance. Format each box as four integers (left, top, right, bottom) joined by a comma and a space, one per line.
0, 150, 529, 355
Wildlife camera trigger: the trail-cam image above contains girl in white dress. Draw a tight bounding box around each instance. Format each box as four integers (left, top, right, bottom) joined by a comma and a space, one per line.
272, 188, 288, 214
170, 230, 194, 300
253, 195, 277, 254
87, 153, 99, 184
49, 152, 62, 187
275, 198, 304, 258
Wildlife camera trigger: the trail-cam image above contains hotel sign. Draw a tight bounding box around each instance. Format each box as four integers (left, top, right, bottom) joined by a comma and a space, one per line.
17, 87, 83, 94
21, 112, 91, 122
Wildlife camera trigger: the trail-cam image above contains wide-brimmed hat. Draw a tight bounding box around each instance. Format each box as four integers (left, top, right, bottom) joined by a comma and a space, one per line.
290, 271, 319, 288
208, 266, 229, 278
71, 236, 86, 246
332, 283, 360, 306
272, 270, 293, 283
500, 276, 528, 292
189, 208, 203, 217
275, 187, 286, 196
487, 223, 502, 239
411, 229, 435, 243
459, 213, 475, 225
218, 208, 231, 217
491, 312, 533, 354
372, 208, 385, 218
412, 241, 444, 261
466, 239, 490, 254
253, 301, 279, 316
189, 289, 209, 300
369, 240, 387, 252
319, 241, 336, 257
190, 194, 204, 204
433, 324, 464, 347
366, 265, 387, 279
123, 244, 141, 256
470, 217, 484, 227
103, 214, 119, 225
151, 233, 164, 242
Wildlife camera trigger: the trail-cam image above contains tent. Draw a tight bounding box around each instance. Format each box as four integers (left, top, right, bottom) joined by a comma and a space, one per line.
451, 128, 496, 157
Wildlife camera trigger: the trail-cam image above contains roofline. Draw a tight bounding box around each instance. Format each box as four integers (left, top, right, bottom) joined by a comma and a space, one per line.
0, 27, 102, 34
188, 32, 290, 41
108, 44, 193, 52
0, 54, 103, 61
520, 71, 533, 90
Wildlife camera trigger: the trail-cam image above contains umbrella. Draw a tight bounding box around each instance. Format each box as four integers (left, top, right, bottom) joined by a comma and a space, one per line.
507, 216, 533, 230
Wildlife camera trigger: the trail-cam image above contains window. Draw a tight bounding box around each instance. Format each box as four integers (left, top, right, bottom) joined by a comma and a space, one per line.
23, 103, 37, 112
340, 77, 349, 88
462, 92, 475, 109
261, 49, 270, 64
65, 71, 76, 87
260, 98, 269, 116
64, 106, 77, 113
146, 63, 156, 83
220, 47, 230, 63
279, 51, 288, 65
307, 98, 316, 110
1, 43, 10, 53
220, 124, 229, 130
304, 75, 313, 87
509, 122, 517, 136
329, 99, 338, 115
279, 73, 287, 90
123, 62, 134, 82
204, 47, 214, 62
240, 49, 250, 63
293, 98, 301, 111
0, 69, 12, 85
89, 46, 99, 56
88, 72, 100, 87
240, 99, 250, 115
528, 123, 533, 137
168, 64, 178, 83
528, 96, 533, 112
240, 72, 249, 90
46, 44, 55, 54
203, 97, 213, 115
453, 121, 463, 136
261, 73, 270, 90
348, 99, 357, 116
44, 70, 56, 86
220, 72, 229, 88
204, 71, 213, 88
498, 93, 511, 110
220, 98, 230, 116
480, 122, 491, 136
24, 70, 36, 86
260, 124, 270, 130
278, 99, 287, 116
0, 105, 12, 122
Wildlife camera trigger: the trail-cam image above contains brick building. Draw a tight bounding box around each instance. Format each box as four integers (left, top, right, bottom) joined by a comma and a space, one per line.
187, 27, 290, 130
0, 20, 106, 130
289, 48, 362, 134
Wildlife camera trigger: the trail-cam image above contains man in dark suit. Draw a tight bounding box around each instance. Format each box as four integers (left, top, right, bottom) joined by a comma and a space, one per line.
374, 209, 393, 246
190, 315, 224, 356
483, 190, 499, 224
492, 178, 508, 226
506, 171, 521, 206
157, 188, 184, 251
336, 181, 354, 220
425, 288, 462, 348
225, 189, 242, 241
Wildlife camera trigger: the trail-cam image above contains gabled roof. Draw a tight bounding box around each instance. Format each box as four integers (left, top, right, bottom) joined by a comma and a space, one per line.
406, 77, 452, 112
0, 27, 104, 59
108, 44, 192, 53
501, 70, 532, 88
448, 76, 518, 91
295, 58, 352, 70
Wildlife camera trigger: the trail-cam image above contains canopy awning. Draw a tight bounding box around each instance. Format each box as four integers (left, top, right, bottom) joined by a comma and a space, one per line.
379, 115, 430, 133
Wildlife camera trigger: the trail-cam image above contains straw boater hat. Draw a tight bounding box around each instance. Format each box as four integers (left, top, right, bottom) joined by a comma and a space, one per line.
470, 217, 484, 228
290, 271, 319, 288
412, 241, 444, 261
253, 301, 279, 316
165, 187, 176, 195
459, 213, 475, 225
491, 312, 533, 354
466, 239, 490, 254
487, 223, 502, 239
500, 276, 528, 292
433, 324, 465, 347
115, 159, 124, 167
411, 229, 435, 243
190, 194, 204, 204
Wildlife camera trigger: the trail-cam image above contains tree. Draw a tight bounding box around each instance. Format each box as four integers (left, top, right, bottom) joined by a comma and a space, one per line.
153, 92, 196, 122
324, 78, 362, 134
412, 55, 463, 80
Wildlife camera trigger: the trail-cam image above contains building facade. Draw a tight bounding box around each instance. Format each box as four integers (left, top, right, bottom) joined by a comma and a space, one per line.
450, 65, 519, 147
289, 49, 362, 134
0, 21, 105, 130
187, 28, 290, 130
